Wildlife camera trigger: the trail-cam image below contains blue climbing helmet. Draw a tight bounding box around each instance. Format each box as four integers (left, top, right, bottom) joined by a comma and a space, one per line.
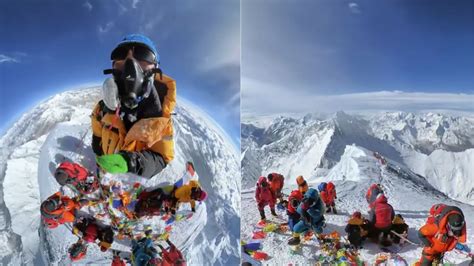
317, 182, 327, 192
111, 34, 159, 64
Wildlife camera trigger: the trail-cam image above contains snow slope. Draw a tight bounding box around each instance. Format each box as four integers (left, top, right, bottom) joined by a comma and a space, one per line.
0, 88, 240, 265
242, 112, 474, 205
241, 144, 474, 265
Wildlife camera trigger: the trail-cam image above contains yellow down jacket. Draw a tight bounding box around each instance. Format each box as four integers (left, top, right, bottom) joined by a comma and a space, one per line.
91, 74, 176, 163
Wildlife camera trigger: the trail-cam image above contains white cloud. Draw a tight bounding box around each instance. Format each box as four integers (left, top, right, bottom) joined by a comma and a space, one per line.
242, 77, 474, 116
348, 2, 361, 14
98, 22, 115, 33
198, 29, 240, 72
83, 1, 93, 11
118, 3, 128, 15
132, 0, 140, 8
139, 12, 165, 33
0, 54, 19, 64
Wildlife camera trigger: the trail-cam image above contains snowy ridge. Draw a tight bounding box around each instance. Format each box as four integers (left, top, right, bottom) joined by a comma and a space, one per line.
241, 117, 334, 189
0, 88, 100, 265
241, 144, 474, 265
0, 87, 240, 265
242, 111, 474, 205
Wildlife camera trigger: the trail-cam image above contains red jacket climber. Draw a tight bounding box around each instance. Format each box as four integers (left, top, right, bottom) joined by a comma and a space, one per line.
255, 176, 277, 220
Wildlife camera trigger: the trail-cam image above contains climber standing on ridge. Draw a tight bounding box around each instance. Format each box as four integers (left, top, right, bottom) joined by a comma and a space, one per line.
366, 183, 384, 210
319, 181, 337, 214
296, 175, 308, 194
92, 34, 176, 178
255, 176, 277, 221
268, 172, 285, 205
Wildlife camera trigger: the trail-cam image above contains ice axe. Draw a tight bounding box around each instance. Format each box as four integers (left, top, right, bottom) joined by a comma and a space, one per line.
390, 230, 420, 246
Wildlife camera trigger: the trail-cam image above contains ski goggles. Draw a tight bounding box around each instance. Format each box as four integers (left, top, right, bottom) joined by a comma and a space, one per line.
111, 44, 157, 64
260, 181, 268, 188
447, 220, 465, 232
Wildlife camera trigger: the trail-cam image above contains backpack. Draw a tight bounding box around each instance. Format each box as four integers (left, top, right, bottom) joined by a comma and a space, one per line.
54, 162, 99, 194
427, 204, 464, 226
55, 162, 89, 186
318, 182, 327, 192
366, 184, 383, 205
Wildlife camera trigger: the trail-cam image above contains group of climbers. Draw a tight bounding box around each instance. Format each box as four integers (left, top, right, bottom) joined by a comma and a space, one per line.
344, 183, 469, 265
41, 160, 203, 264
345, 184, 405, 248
287, 188, 326, 246
345, 184, 408, 248
254, 173, 471, 264
39, 34, 208, 265
254, 174, 328, 246
255, 173, 285, 220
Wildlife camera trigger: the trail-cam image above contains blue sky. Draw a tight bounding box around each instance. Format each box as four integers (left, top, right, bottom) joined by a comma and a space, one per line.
242, 0, 474, 115
0, 0, 240, 145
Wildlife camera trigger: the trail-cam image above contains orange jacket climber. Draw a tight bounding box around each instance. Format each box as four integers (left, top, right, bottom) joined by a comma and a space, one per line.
416, 205, 466, 265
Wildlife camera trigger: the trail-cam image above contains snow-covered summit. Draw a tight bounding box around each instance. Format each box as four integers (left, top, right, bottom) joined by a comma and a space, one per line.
0, 87, 240, 265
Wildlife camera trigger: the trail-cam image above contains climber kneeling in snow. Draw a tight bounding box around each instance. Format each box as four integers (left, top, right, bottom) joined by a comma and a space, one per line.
367, 193, 394, 246
92, 34, 176, 178
318, 181, 337, 214
170, 180, 207, 214
54, 161, 99, 194
255, 176, 277, 221
390, 214, 409, 244
287, 190, 303, 232
67, 218, 114, 262
40, 191, 83, 229
71, 215, 114, 252
416, 204, 468, 266
345, 211, 369, 249
135, 185, 174, 218
288, 188, 325, 246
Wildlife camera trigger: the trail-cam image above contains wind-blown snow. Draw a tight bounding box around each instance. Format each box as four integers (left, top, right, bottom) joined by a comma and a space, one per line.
0, 88, 240, 265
